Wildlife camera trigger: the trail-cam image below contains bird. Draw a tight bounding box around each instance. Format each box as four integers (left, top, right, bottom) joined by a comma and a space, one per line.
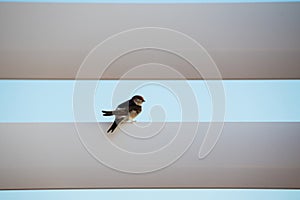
102, 95, 145, 134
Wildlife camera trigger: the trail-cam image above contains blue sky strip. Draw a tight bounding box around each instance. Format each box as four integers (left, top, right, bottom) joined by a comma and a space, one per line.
0, 189, 300, 200
0, 80, 299, 122
0, 0, 300, 3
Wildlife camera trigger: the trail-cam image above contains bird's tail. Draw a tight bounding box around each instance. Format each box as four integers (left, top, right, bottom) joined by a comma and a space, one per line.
107, 121, 118, 133
102, 110, 113, 116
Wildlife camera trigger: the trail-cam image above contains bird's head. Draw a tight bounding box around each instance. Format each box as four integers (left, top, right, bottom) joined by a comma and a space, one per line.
132, 95, 145, 106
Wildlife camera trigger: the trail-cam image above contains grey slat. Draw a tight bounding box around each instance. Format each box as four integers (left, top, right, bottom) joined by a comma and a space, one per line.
0, 122, 299, 189
0, 3, 300, 79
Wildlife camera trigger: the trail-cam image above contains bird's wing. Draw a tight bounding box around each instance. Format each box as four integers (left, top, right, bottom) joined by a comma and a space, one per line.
112, 100, 129, 116
117, 100, 129, 110
112, 108, 128, 116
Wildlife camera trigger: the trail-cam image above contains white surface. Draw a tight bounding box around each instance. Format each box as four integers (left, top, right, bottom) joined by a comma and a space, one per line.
0, 122, 299, 189
0, 3, 300, 79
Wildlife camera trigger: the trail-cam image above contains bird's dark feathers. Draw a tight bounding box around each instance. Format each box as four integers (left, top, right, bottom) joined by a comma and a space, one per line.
102, 110, 113, 116
128, 98, 142, 115
107, 121, 117, 133
132, 95, 145, 102
107, 116, 126, 133
114, 98, 142, 115
103, 96, 144, 133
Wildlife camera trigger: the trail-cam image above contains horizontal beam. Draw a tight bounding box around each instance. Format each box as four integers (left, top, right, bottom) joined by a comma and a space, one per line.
2, 0, 300, 3
0, 3, 299, 79
0, 122, 299, 189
